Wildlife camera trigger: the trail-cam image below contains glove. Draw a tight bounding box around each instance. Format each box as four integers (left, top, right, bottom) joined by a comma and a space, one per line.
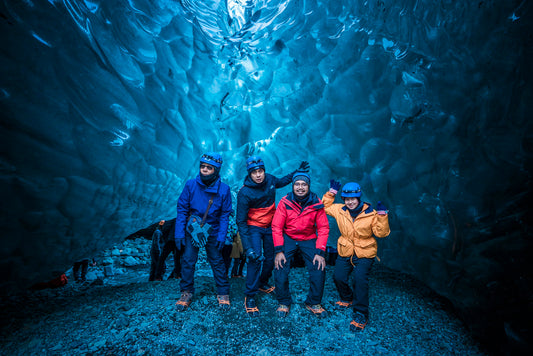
216, 240, 225, 252
297, 161, 310, 173
246, 249, 265, 262
376, 201, 388, 214
329, 179, 341, 194
175, 238, 185, 251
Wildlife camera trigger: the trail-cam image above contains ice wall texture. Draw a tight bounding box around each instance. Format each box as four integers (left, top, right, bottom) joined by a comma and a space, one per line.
1, 0, 531, 348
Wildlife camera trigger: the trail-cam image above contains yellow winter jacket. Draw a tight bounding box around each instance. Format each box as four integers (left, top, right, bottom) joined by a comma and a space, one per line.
322, 192, 390, 258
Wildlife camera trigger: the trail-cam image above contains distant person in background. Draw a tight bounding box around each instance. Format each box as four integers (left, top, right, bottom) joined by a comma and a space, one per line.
73, 258, 95, 283
230, 230, 246, 278
153, 218, 182, 281
322, 180, 390, 332
272, 171, 330, 319
174, 152, 233, 312
222, 212, 238, 275
149, 220, 165, 281
237, 156, 310, 317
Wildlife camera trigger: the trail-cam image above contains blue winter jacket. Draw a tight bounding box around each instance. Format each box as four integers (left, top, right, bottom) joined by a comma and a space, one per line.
175, 174, 233, 243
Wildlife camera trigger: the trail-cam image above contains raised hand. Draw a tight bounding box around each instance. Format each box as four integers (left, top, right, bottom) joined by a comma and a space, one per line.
297, 161, 310, 172
329, 179, 341, 194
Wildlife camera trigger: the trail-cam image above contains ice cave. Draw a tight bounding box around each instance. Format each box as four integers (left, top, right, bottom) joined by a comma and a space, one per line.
0, 0, 531, 353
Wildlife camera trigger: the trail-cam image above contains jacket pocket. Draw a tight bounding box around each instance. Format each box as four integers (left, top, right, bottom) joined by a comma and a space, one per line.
354, 237, 377, 258
337, 236, 354, 257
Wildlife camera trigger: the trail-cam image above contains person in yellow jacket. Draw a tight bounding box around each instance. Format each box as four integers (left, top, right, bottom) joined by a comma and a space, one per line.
322, 180, 390, 332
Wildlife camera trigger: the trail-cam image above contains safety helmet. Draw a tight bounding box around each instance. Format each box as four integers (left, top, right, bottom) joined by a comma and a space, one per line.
246, 156, 265, 173
341, 182, 362, 198
200, 152, 223, 168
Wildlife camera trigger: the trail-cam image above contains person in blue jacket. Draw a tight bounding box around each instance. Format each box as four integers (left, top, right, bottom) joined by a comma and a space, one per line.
174, 152, 233, 312
237, 156, 309, 317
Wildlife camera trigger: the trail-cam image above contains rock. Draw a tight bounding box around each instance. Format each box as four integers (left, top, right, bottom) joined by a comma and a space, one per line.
104, 265, 114, 277
85, 271, 97, 281
122, 256, 139, 267
101, 257, 114, 266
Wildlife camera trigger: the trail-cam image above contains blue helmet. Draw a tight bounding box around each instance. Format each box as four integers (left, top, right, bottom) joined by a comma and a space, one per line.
246, 156, 265, 173
341, 182, 362, 198
200, 152, 223, 168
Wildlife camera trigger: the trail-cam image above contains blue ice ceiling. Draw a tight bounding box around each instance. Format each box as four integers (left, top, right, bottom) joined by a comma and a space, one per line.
0, 0, 531, 348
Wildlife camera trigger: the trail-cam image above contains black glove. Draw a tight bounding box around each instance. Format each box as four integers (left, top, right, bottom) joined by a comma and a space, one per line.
329, 179, 341, 194
175, 238, 185, 251
246, 249, 265, 262
216, 240, 225, 252
297, 161, 310, 173
376, 201, 388, 213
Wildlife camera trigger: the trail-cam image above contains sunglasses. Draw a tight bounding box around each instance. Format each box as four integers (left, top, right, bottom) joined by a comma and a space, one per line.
342, 189, 361, 194
201, 154, 222, 164
248, 160, 264, 165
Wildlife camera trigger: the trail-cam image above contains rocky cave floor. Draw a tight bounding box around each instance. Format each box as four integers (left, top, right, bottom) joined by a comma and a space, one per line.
0, 241, 488, 355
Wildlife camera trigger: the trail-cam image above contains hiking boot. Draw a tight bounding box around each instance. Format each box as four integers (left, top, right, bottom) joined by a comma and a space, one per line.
259, 284, 275, 294
175, 291, 193, 312
334, 300, 353, 310
217, 295, 231, 310
244, 297, 260, 317
350, 311, 368, 332
305, 304, 328, 318
276, 304, 290, 318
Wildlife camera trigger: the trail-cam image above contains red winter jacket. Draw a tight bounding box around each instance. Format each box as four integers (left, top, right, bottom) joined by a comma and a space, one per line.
272, 192, 330, 254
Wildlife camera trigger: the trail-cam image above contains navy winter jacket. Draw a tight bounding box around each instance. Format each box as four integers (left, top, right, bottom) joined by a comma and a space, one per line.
236, 172, 292, 250
175, 174, 233, 243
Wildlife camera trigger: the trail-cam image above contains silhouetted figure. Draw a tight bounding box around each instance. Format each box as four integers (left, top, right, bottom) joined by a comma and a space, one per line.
230, 232, 246, 278
73, 258, 92, 282
150, 218, 182, 281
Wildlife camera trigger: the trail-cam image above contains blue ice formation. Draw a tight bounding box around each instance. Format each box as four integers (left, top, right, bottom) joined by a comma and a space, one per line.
0, 0, 531, 349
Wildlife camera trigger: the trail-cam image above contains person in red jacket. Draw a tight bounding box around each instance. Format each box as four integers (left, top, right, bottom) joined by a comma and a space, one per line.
271, 172, 330, 318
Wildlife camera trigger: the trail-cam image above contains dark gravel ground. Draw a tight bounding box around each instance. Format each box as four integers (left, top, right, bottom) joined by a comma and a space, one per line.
0, 263, 488, 355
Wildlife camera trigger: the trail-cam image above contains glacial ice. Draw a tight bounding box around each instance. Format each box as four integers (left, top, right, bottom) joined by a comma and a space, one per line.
0, 0, 531, 348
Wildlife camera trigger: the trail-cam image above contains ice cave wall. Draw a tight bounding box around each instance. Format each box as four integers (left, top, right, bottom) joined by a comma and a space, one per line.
0, 0, 531, 348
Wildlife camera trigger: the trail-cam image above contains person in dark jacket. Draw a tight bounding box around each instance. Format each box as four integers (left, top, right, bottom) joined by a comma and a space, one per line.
174, 152, 233, 312
272, 172, 330, 319
237, 156, 309, 317
222, 212, 238, 276
149, 221, 166, 281
153, 218, 182, 281
73, 258, 93, 282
